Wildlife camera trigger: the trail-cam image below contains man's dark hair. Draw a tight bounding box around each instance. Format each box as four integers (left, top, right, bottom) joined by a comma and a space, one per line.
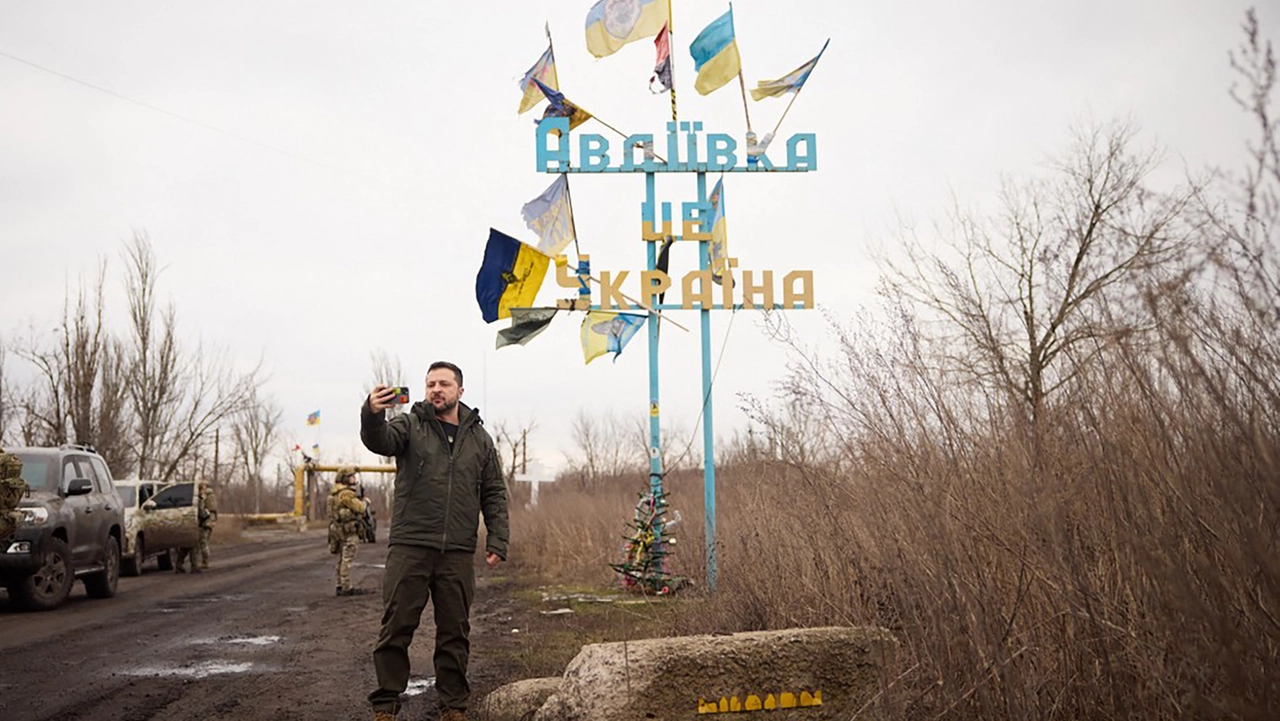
428, 360, 463, 387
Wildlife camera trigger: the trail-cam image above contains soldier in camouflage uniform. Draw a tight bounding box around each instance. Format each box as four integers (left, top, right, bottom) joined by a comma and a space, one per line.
327, 467, 368, 596
196, 481, 218, 569
175, 483, 213, 573
0, 448, 28, 543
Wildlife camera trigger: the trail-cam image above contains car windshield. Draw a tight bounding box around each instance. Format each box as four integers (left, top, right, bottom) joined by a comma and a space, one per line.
117, 486, 137, 506
13, 453, 57, 492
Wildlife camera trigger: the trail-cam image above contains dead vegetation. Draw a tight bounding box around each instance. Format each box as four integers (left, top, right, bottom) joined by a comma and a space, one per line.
509, 14, 1280, 719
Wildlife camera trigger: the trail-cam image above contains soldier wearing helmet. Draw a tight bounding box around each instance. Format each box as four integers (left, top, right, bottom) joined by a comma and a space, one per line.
327, 467, 368, 596
195, 481, 218, 569
0, 449, 27, 542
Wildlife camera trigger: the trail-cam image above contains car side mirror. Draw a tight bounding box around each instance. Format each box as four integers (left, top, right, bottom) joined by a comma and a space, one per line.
142, 499, 157, 511
65, 478, 93, 497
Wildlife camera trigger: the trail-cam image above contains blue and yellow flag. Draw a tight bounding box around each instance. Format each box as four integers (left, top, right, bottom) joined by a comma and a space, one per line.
689, 6, 742, 96
585, 0, 668, 58
476, 229, 552, 323
306, 410, 320, 426
522, 174, 576, 257
533, 79, 593, 132
581, 311, 646, 364
518, 44, 559, 114
751, 39, 830, 100
708, 178, 730, 283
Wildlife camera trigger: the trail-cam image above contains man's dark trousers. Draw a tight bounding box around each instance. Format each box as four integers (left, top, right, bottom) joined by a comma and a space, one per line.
369, 544, 476, 714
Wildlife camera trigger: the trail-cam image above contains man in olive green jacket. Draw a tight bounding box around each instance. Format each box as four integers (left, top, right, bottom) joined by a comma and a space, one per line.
361, 360, 508, 721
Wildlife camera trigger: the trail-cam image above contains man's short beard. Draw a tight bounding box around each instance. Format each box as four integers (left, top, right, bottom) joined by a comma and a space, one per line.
433, 398, 458, 417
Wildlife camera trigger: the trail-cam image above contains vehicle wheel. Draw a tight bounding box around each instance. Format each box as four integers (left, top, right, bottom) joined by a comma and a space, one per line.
11, 537, 74, 611
122, 534, 144, 577
156, 547, 174, 571
84, 537, 120, 599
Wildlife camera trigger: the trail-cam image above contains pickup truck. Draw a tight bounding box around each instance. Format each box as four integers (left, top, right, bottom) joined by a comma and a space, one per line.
114, 479, 200, 575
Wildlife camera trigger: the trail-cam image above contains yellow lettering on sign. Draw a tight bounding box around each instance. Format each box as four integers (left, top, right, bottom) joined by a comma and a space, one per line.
745, 694, 762, 711
598, 270, 632, 310
729, 696, 742, 712
763, 694, 777, 710
780, 692, 797, 709
741, 270, 775, 309
697, 698, 719, 714
641, 270, 671, 309
782, 269, 814, 308
681, 270, 713, 310
719, 697, 729, 713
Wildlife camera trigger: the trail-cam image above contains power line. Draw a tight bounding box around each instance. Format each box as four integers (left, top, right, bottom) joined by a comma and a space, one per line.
0, 49, 422, 194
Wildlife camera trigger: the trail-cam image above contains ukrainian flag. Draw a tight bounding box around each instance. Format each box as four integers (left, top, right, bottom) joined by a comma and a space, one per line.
581, 311, 646, 364
518, 45, 557, 114
585, 0, 668, 58
708, 178, 729, 281
689, 6, 742, 96
476, 229, 551, 323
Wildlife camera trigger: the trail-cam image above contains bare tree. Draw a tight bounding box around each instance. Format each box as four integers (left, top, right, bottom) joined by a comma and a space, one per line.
366, 348, 406, 417
233, 388, 282, 514
885, 121, 1197, 444
1212, 8, 1280, 326
121, 231, 182, 477
120, 232, 259, 482
494, 419, 537, 482
11, 263, 122, 451
568, 409, 646, 483
0, 341, 12, 445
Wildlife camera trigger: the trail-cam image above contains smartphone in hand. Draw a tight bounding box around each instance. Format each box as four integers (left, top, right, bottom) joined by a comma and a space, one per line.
389, 386, 411, 405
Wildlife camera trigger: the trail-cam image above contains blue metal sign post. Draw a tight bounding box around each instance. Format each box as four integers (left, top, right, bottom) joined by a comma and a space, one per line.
536, 118, 817, 591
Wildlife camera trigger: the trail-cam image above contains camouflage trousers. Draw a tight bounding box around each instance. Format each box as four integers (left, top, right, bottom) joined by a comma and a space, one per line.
197, 526, 213, 568
335, 534, 359, 590
175, 546, 196, 571
0, 512, 15, 543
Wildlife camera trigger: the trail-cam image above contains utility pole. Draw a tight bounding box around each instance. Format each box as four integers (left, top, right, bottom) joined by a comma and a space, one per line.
213, 427, 220, 486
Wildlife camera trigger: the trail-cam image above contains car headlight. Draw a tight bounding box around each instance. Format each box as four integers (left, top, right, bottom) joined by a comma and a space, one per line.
18, 507, 49, 526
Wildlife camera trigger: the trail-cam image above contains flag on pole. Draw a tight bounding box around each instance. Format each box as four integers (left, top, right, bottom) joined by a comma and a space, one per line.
475, 229, 552, 323
311, 443, 320, 456
708, 178, 730, 284
306, 410, 320, 426
518, 44, 559, 114
497, 308, 559, 349
750, 38, 830, 100
581, 311, 646, 364
522, 174, 576, 257
689, 6, 741, 96
533, 79, 593, 132
650, 22, 672, 93
585, 0, 668, 58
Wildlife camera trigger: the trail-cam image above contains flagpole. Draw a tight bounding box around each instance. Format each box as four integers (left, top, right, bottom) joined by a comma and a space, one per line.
564, 175, 583, 260
730, 2, 752, 135
581, 273, 690, 332
767, 83, 804, 140
765, 39, 829, 141
736, 71, 753, 134
545, 22, 560, 88
577, 108, 669, 165
666, 0, 678, 122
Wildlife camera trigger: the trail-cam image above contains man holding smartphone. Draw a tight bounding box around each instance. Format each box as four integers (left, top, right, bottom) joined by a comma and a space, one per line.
361, 361, 508, 721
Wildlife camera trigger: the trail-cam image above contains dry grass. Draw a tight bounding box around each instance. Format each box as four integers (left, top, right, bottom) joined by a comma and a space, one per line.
513, 311, 1280, 719
512, 32, 1280, 717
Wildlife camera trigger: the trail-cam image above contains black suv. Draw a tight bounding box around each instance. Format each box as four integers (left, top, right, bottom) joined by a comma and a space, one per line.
0, 445, 124, 611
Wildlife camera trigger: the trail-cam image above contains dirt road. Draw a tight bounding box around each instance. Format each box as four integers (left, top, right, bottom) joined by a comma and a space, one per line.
0, 529, 527, 721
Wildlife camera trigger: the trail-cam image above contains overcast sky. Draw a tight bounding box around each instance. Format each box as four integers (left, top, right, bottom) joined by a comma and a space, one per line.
0, 1, 1270, 476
